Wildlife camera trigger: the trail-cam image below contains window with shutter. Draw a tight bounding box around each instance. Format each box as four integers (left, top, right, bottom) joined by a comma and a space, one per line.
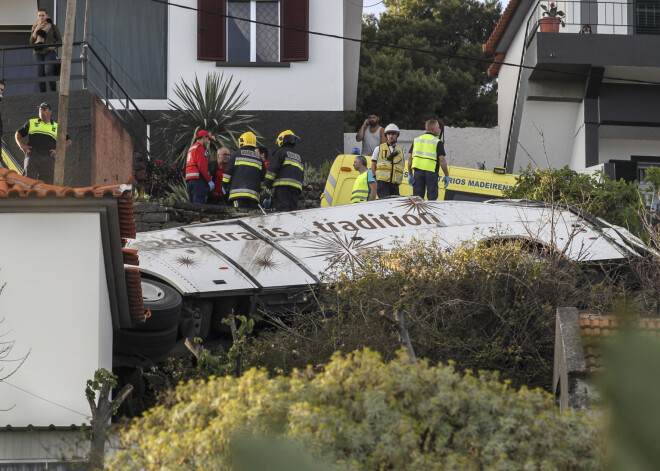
198, 0, 226, 61
197, 0, 308, 63
227, 0, 280, 62
281, 0, 309, 61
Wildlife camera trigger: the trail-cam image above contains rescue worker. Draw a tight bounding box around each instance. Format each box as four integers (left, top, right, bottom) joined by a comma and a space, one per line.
15, 102, 72, 184
185, 130, 215, 203
407, 119, 449, 201
222, 131, 266, 209
351, 155, 376, 203
265, 130, 304, 212
371, 123, 405, 199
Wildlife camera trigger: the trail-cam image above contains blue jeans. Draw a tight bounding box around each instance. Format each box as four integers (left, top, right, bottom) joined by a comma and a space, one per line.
412, 169, 439, 200
34, 50, 58, 92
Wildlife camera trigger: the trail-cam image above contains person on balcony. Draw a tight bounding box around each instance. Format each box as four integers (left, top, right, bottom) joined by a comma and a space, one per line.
30, 8, 62, 93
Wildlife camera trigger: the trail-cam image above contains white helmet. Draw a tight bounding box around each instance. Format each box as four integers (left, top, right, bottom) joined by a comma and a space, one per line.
384, 123, 400, 135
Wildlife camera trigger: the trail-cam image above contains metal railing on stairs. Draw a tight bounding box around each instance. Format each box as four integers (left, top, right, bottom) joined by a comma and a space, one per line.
0, 41, 151, 155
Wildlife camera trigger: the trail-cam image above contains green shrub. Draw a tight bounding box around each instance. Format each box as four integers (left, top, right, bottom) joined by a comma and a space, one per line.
504, 166, 646, 233
247, 239, 619, 390
304, 160, 332, 186
161, 182, 190, 206
107, 350, 603, 471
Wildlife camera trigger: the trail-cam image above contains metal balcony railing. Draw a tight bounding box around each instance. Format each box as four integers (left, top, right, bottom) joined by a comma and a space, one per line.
0, 41, 151, 155
524, 0, 660, 45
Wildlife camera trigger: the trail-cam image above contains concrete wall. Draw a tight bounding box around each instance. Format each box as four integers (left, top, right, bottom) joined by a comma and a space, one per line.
497, 2, 533, 162
513, 101, 581, 171
599, 138, 660, 163
0, 212, 112, 428
344, 127, 502, 170
143, 109, 345, 168
90, 94, 134, 186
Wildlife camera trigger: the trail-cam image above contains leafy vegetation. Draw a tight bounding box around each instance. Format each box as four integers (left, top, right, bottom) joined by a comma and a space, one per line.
346, 0, 501, 131
161, 182, 189, 206
246, 239, 619, 391
108, 349, 603, 471
503, 166, 646, 234
154, 72, 256, 161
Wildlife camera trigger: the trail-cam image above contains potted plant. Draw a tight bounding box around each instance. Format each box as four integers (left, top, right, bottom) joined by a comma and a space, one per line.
540, 2, 565, 33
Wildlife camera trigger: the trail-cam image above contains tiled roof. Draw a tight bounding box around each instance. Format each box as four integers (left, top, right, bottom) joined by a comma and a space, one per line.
483, 0, 523, 77
0, 168, 144, 322
487, 53, 506, 77
579, 313, 660, 370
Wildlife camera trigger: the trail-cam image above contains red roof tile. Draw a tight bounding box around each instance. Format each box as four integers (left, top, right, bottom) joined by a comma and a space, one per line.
483, 0, 523, 55
483, 0, 523, 77
124, 267, 145, 321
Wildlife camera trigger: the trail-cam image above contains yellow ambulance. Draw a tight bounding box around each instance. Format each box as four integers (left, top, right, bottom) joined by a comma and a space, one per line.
320, 154, 519, 207
1, 139, 23, 174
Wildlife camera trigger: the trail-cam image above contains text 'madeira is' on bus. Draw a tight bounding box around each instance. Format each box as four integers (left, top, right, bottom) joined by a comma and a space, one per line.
127, 197, 650, 299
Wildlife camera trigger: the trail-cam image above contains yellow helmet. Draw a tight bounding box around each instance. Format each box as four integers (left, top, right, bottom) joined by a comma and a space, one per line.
238, 131, 257, 148
277, 129, 299, 147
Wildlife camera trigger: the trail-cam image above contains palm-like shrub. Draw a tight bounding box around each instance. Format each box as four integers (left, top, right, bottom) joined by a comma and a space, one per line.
156, 72, 256, 161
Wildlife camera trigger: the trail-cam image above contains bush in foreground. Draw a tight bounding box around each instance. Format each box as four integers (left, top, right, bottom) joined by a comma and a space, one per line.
108, 350, 603, 471
248, 240, 618, 390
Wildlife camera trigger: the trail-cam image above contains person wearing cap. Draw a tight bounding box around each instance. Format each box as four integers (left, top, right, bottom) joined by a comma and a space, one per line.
15, 102, 71, 184
185, 130, 215, 204
264, 130, 304, 212
371, 123, 405, 199
222, 131, 266, 209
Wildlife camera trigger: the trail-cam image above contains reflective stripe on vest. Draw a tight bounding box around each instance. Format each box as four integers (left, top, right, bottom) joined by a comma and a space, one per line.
27, 118, 58, 142
228, 188, 260, 202
412, 133, 440, 172
272, 178, 303, 190
185, 143, 203, 179
351, 171, 370, 203
375, 143, 405, 184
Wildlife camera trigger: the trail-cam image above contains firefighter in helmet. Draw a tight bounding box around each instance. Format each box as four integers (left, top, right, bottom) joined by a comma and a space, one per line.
222, 131, 266, 209
264, 130, 304, 212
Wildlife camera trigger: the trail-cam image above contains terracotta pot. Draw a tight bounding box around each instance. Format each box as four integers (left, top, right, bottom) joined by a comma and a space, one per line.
539, 17, 561, 33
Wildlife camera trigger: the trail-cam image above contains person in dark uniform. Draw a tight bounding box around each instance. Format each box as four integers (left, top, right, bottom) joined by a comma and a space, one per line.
222, 131, 266, 209
265, 130, 304, 212
15, 102, 71, 184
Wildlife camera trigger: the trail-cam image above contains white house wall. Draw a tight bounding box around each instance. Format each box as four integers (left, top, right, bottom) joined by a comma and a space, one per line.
569, 100, 586, 169
497, 13, 528, 161
0, 0, 37, 26
132, 0, 347, 112
343, 0, 363, 111
514, 101, 580, 171
0, 213, 111, 428
599, 138, 660, 163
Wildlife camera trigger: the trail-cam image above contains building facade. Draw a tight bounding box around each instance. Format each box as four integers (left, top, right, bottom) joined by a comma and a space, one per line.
484, 0, 660, 182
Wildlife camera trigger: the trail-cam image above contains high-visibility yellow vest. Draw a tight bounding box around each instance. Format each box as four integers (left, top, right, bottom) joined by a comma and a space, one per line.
28, 118, 58, 140
411, 133, 440, 173
351, 170, 370, 203
375, 143, 405, 184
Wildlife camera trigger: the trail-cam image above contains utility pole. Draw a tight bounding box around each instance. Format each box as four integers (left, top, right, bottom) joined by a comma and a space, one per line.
54, 0, 78, 186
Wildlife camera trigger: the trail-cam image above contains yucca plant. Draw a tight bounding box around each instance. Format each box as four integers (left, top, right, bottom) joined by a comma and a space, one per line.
156, 72, 256, 161
162, 182, 190, 206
